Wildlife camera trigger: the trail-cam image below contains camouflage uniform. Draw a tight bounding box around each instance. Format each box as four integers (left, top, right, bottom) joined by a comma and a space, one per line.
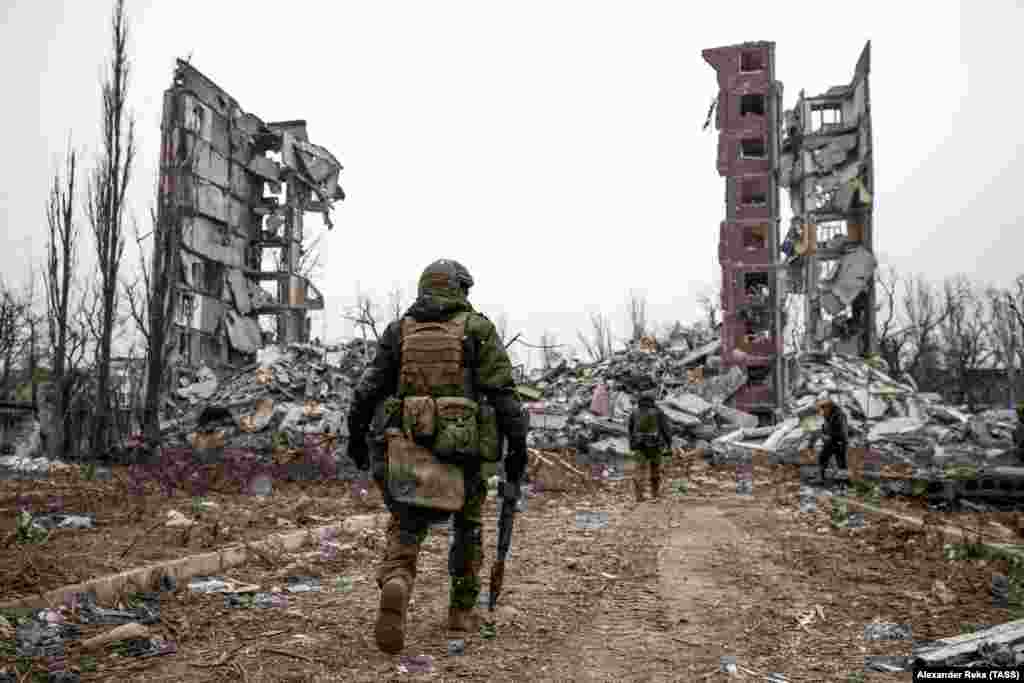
627, 391, 672, 501
816, 398, 848, 481
346, 260, 528, 654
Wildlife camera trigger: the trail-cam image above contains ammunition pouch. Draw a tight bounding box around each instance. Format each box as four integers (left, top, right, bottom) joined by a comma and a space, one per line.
477, 400, 500, 463
402, 396, 437, 446
385, 428, 466, 511
434, 397, 480, 461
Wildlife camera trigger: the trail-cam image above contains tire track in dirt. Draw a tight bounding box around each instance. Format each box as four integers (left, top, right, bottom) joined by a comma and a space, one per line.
527, 499, 740, 681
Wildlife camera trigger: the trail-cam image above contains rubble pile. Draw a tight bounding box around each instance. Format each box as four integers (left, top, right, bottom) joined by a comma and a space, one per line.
158, 342, 373, 477
709, 352, 1019, 476
523, 338, 752, 463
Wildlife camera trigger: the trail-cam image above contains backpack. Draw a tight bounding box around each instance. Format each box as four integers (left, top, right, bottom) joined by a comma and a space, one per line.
632, 406, 662, 449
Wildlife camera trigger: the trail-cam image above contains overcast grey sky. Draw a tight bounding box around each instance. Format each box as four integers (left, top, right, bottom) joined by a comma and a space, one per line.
1, 0, 1020, 368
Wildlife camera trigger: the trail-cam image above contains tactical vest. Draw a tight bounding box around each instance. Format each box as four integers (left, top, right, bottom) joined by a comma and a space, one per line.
632, 405, 662, 449
389, 312, 498, 462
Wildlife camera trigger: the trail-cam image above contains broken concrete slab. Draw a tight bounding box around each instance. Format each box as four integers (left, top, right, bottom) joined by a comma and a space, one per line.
663, 392, 714, 418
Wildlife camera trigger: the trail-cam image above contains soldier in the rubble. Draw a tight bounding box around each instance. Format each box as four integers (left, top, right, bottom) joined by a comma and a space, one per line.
812, 394, 848, 483
346, 259, 529, 654
627, 389, 672, 502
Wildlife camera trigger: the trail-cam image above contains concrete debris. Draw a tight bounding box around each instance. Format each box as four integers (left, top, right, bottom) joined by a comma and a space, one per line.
80, 623, 150, 651
158, 341, 371, 480
913, 618, 1024, 668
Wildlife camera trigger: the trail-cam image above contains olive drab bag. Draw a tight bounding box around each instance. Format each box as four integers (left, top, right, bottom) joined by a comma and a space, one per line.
383, 311, 490, 511
632, 406, 663, 449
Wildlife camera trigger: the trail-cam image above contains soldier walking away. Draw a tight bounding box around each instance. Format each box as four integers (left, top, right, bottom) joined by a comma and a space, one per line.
346, 259, 529, 654
628, 389, 672, 502
812, 393, 848, 484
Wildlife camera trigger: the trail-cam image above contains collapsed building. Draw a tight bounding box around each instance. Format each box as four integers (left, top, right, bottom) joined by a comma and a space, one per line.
702, 41, 786, 425
157, 60, 345, 379
703, 40, 876, 421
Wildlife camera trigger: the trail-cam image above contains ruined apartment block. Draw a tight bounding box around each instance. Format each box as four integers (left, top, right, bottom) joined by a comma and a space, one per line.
780, 42, 875, 356
703, 41, 786, 421
157, 60, 344, 372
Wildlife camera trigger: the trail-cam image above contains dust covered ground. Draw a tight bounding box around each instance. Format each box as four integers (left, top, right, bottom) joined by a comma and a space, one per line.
2, 452, 1023, 681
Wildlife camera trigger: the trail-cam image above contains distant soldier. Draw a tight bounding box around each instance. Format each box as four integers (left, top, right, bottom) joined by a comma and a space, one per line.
627, 389, 672, 501
813, 394, 848, 483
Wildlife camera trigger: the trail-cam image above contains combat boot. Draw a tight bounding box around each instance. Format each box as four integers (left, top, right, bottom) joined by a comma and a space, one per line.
447, 606, 482, 632
375, 575, 412, 654
650, 463, 662, 500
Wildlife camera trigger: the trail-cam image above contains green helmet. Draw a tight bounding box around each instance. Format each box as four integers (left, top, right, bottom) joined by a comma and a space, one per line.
418, 259, 474, 298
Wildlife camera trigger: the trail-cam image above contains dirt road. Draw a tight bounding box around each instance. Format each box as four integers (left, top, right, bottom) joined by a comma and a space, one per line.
2, 455, 1018, 681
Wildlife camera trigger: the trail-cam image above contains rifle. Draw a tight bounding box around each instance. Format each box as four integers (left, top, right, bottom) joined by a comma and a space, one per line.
488, 436, 521, 612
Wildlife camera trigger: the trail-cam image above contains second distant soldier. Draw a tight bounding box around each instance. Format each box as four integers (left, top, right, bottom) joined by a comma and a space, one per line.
628, 389, 672, 502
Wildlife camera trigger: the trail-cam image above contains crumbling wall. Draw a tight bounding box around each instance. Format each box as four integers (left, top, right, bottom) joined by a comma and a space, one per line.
780, 42, 874, 356
157, 60, 344, 375
703, 42, 786, 420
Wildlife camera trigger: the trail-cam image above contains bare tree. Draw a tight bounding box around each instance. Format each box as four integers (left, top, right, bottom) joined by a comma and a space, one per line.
85, 0, 135, 454
902, 274, 951, 390
123, 207, 181, 441
940, 276, 991, 409
493, 313, 509, 346
44, 143, 80, 458
343, 290, 380, 342
539, 330, 560, 370
0, 279, 31, 396
387, 285, 406, 323
697, 285, 721, 329
577, 312, 613, 362
874, 265, 910, 377
987, 285, 1020, 407
271, 232, 325, 281
628, 290, 648, 342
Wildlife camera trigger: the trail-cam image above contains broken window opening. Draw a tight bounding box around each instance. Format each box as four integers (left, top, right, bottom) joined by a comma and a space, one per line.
185, 102, 205, 135
739, 50, 764, 73
742, 224, 769, 250
179, 332, 191, 364
740, 179, 768, 207
742, 272, 771, 305
739, 138, 767, 160
739, 94, 766, 117
203, 261, 225, 297
177, 293, 195, 326
810, 103, 842, 131
815, 220, 848, 247
747, 365, 773, 385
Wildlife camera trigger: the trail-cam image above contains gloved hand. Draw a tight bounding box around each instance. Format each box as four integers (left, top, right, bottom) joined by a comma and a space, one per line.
347, 437, 370, 471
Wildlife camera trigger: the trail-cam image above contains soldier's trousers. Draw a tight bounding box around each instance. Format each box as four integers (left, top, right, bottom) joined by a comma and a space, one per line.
375, 472, 488, 610
818, 442, 847, 476
632, 447, 664, 497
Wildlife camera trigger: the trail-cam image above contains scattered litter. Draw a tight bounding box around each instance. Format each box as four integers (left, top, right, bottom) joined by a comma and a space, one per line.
164, 509, 195, 527
76, 591, 159, 626
397, 654, 434, 674
447, 639, 465, 656
334, 576, 355, 593
479, 622, 497, 639
224, 592, 288, 609
574, 511, 609, 530
864, 622, 912, 640
116, 637, 177, 658
285, 576, 321, 593
719, 654, 738, 674
186, 576, 259, 595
